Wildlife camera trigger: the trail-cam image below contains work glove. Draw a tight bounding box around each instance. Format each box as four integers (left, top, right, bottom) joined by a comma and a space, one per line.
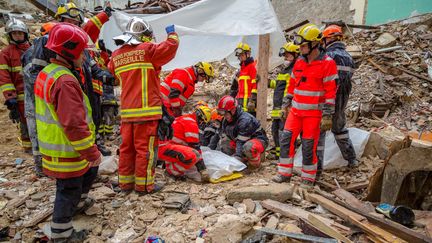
104, 6, 114, 17
200, 169, 210, 183
268, 79, 276, 89
281, 95, 292, 109
165, 25, 175, 34
5, 98, 18, 110
320, 115, 333, 131
158, 106, 174, 140
5, 98, 20, 123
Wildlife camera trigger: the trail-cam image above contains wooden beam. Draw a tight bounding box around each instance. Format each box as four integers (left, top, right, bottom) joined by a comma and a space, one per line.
308, 194, 407, 243
308, 214, 353, 243
332, 189, 375, 214
284, 20, 310, 33
256, 34, 270, 128
23, 208, 54, 228
320, 192, 432, 243
261, 199, 350, 233
394, 66, 432, 83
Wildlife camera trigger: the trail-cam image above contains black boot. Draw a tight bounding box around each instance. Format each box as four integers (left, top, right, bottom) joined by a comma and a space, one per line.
52, 229, 88, 243
96, 134, 112, 156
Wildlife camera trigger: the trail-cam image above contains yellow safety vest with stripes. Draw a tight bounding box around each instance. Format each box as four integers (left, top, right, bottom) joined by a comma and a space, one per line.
270, 72, 291, 119
35, 63, 95, 174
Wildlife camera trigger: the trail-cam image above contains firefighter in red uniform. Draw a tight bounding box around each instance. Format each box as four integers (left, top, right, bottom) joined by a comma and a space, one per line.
0, 18, 31, 152
35, 23, 101, 242
108, 17, 179, 194
159, 106, 212, 182
161, 62, 214, 117
272, 24, 337, 188
217, 96, 268, 168
230, 42, 258, 117
29, 2, 114, 154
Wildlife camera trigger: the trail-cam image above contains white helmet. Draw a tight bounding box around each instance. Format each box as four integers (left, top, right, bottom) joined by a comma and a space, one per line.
125, 17, 153, 38
113, 17, 153, 45
6, 18, 28, 34
5, 18, 29, 43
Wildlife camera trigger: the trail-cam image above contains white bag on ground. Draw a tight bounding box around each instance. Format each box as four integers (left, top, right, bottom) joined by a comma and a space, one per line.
200, 146, 247, 180
98, 156, 118, 175
294, 128, 370, 170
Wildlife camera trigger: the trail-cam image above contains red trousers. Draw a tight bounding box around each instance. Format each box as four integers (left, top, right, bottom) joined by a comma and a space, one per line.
278, 111, 321, 182
220, 137, 265, 167
119, 120, 158, 192
158, 142, 201, 176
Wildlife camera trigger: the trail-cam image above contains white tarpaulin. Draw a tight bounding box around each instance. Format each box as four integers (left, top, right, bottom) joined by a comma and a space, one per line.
100, 0, 285, 70
294, 128, 370, 170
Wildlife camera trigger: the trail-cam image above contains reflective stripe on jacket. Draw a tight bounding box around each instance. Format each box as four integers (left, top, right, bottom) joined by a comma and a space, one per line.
108, 33, 179, 122
34, 62, 98, 178
287, 52, 337, 117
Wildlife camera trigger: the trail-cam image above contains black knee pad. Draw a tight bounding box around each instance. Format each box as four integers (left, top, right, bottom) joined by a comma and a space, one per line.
301, 138, 314, 165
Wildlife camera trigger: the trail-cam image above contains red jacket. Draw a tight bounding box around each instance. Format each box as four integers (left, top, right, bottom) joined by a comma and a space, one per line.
161, 66, 196, 109
108, 33, 179, 122
287, 53, 337, 117
82, 12, 110, 43
237, 58, 257, 99
37, 59, 100, 178
170, 114, 200, 146
0, 42, 30, 101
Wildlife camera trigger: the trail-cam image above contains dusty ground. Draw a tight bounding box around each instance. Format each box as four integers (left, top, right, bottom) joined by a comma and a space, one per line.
0, 99, 388, 242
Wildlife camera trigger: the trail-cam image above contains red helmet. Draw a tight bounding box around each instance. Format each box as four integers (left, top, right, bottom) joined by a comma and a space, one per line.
323, 25, 343, 38
217, 95, 237, 115
46, 23, 89, 61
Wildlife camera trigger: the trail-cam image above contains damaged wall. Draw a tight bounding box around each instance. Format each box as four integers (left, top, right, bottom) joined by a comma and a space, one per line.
271, 0, 355, 30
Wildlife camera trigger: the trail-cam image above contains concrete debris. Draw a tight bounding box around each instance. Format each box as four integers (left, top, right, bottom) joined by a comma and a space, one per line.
226, 183, 294, 204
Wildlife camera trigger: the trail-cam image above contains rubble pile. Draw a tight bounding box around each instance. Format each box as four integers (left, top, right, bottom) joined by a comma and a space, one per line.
121, 0, 201, 14
346, 13, 432, 134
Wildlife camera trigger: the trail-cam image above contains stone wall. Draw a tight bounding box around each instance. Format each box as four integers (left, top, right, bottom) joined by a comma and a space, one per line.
271, 0, 355, 31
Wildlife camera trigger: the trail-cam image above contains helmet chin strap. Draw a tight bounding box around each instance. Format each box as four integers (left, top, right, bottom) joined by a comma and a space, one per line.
301, 42, 320, 61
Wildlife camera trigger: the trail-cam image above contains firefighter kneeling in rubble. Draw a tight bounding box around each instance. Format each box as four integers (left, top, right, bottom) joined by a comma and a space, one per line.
217, 95, 268, 168
158, 105, 212, 182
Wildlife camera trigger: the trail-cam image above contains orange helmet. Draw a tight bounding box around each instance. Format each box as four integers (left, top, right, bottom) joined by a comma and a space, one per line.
211, 108, 223, 122
40, 22, 57, 36
323, 25, 343, 38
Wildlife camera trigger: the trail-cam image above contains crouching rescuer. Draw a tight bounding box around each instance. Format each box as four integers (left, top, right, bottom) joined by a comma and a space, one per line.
158, 105, 212, 182
217, 95, 268, 168
272, 24, 337, 188
35, 23, 102, 242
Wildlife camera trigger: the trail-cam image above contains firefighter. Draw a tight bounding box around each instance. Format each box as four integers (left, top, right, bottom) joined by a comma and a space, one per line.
230, 42, 257, 117
202, 108, 223, 150
108, 17, 179, 194
29, 3, 114, 156
35, 23, 101, 242
159, 106, 212, 182
267, 42, 300, 160
161, 62, 214, 117
217, 95, 268, 168
91, 40, 118, 140
21, 22, 57, 176
0, 18, 31, 152
272, 24, 337, 188
317, 25, 357, 174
